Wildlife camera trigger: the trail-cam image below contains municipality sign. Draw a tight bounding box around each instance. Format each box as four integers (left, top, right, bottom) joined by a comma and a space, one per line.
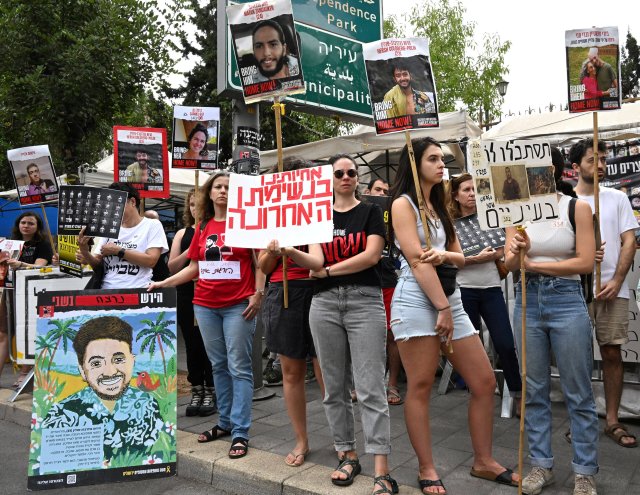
218, 0, 382, 123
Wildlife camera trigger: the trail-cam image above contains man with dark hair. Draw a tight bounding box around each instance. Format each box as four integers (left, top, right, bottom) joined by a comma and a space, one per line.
42, 316, 164, 464
364, 178, 390, 196
502, 167, 521, 200
251, 19, 299, 82
383, 61, 435, 119
26, 163, 56, 195
77, 182, 168, 289
572, 138, 637, 450
124, 149, 162, 183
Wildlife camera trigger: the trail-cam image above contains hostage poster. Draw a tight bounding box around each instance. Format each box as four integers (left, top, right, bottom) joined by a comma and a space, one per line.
227, 0, 305, 104
28, 288, 177, 490
468, 139, 559, 230
566, 26, 621, 113
114, 127, 169, 199
172, 106, 221, 170
7, 145, 59, 206
363, 38, 439, 135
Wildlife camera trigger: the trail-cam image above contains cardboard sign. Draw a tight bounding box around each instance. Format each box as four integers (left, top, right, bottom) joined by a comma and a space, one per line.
454, 214, 506, 257
566, 26, 621, 113
363, 38, 439, 134
227, 0, 305, 104
114, 126, 169, 198
225, 165, 333, 248
58, 186, 128, 237
469, 139, 559, 229
172, 106, 221, 170
7, 145, 59, 206
28, 288, 177, 489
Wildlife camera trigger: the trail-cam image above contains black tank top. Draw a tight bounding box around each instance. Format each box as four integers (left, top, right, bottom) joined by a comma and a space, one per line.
176, 226, 195, 296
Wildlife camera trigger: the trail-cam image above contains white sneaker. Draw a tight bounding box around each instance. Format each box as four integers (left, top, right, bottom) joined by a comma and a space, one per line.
574, 474, 597, 495
522, 467, 555, 495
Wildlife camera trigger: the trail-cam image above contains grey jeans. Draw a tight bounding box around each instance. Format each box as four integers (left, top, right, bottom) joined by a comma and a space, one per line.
309, 285, 391, 454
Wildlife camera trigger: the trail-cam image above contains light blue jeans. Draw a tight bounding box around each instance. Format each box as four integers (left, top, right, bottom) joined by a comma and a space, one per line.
309, 285, 391, 454
194, 302, 255, 440
514, 274, 598, 475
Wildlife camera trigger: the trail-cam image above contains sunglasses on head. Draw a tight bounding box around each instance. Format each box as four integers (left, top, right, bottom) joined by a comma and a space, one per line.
334, 169, 357, 179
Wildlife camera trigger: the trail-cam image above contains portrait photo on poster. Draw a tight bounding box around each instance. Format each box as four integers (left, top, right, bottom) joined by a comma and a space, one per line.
565, 26, 620, 113
172, 105, 221, 170
114, 126, 168, 199
363, 38, 439, 135
491, 164, 531, 204
7, 145, 59, 206
227, 0, 305, 104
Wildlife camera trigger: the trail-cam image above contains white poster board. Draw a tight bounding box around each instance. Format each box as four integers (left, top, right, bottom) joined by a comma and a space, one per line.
469, 139, 559, 229
225, 165, 334, 248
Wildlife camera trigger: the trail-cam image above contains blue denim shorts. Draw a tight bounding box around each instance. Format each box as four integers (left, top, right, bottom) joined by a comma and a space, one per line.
390, 274, 478, 341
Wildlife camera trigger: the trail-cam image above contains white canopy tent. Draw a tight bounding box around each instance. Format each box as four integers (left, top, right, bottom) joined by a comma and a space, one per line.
260, 110, 482, 174
482, 101, 640, 145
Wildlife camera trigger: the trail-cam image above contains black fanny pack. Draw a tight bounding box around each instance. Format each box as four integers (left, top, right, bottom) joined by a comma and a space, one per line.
436, 264, 458, 296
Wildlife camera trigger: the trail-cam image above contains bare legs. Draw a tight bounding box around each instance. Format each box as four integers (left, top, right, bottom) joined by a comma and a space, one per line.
600, 344, 635, 446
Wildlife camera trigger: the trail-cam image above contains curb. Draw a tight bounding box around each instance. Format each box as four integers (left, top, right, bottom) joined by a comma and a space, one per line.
1, 389, 423, 494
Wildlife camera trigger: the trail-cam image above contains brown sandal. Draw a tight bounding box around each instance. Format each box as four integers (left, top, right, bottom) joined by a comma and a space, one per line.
386, 385, 404, 405
604, 423, 637, 448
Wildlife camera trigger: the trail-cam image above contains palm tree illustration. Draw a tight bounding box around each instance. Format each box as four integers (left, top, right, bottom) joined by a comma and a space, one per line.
35, 334, 55, 370
45, 318, 78, 375
136, 312, 176, 376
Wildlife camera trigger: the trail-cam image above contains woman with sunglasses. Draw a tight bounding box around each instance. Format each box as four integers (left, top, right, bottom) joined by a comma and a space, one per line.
390, 138, 518, 494
307, 154, 397, 495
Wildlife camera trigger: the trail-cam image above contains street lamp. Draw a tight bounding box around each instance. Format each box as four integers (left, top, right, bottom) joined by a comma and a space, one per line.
496, 79, 509, 98
481, 79, 509, 130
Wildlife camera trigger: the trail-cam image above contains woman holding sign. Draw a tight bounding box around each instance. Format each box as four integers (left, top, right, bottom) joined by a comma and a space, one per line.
149, 172, 265, 459
448, 173, 522, 413
390, 138, 518, 494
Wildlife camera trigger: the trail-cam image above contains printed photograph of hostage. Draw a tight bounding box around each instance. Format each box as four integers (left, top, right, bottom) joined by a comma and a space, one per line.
227, 0, 305, 104
7, 145, 59, 206
493, 164, 530, 204
363, 38, 439, 135
123, 148, 162, 184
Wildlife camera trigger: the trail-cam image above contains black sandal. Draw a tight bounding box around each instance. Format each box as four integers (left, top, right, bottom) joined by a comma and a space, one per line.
331, 457, 361, 486
228, 437, 249, 459
373, 474, 399, 494
197, 425, 231, 443
418, 478, 447, 495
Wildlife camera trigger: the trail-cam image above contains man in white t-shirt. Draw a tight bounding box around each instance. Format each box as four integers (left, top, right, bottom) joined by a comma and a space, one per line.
77, 183, 168, 289
572, 138, 638, 449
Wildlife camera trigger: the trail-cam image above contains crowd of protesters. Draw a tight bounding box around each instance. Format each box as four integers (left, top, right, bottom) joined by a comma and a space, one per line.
1, 137, 638, 495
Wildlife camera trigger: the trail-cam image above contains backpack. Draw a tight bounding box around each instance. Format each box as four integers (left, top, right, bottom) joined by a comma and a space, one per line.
568, 197, 599, 304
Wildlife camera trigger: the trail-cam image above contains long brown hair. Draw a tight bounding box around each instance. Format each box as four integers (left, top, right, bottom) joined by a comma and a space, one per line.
182, 189, 196, 227
12, 212, 45, 243
447, 173, 473, 220
196, 171, 230, 223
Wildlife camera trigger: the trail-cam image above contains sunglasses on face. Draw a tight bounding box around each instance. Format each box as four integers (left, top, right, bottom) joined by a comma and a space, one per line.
334, 169, 357, 179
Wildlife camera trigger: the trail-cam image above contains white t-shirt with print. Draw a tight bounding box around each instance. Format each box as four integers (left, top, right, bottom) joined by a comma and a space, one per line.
577, 186, 638, 299
96, 217, 169, 289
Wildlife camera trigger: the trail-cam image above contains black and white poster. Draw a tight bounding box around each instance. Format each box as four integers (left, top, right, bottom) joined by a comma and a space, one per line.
454, 214, 506, 257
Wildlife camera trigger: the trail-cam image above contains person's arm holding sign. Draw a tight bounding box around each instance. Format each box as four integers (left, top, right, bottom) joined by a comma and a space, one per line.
148, 260, 199, 291
76, 226, 102, 269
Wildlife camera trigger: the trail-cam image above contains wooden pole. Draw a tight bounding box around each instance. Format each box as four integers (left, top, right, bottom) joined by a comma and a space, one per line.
40, 204, 56, 256
273, 98, 288, 308
194, 170, 200, 225
593, 112, 601, 294
516, 225, 527, 495
405, 131, 452, 354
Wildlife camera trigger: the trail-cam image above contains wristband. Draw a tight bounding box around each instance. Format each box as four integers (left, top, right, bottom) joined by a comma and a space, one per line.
325, 266, 331, 278
437, 305, 451, 312
117, 248, 126, 259
255, 288, 265, 296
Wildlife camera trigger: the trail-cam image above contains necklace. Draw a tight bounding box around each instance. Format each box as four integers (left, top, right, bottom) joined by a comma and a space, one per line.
426, 206, 441, 229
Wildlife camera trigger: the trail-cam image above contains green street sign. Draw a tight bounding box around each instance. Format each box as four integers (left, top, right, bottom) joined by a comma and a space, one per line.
219, 0, 382, 123
228, 23, 373, 119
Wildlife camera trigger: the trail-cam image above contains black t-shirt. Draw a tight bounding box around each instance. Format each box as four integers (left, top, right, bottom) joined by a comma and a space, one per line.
176, 226, 195, 297
379, 256, 398, 288
315, 202, 386, 293
19, 238, 53, 265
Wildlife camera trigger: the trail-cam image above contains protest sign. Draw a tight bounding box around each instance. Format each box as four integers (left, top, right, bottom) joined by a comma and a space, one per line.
57, 235, 82, 277
58, 186, 128, 238
0, 239, 25, 287
7, 145, 59, 206
227, 0, 305, 104
114, 127, 169, 198
172, 106, 221, 170
468, 139, 559, 230
28, 288, 177, 490
363, 38, 439, 135
454, 214, 506, 257
226, 165, 333, 248
566, 26, 621, 113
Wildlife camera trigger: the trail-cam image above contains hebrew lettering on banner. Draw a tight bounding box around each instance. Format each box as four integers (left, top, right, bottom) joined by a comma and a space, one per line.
469, 139, 559, 230
225, 165, 334, 248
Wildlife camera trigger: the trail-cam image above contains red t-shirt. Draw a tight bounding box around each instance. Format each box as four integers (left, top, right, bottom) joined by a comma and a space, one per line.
188, 219, 255, 308
270, 245, 310, 282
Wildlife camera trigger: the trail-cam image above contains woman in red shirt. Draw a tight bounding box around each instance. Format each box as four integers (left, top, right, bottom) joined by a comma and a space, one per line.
149, 172, 265, 459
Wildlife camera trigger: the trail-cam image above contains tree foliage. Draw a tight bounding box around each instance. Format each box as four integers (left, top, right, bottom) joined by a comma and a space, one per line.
0, 0, 184, 189
621, 30, 640, 99
170, 0, 342, 165
384, 0, 511, 125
